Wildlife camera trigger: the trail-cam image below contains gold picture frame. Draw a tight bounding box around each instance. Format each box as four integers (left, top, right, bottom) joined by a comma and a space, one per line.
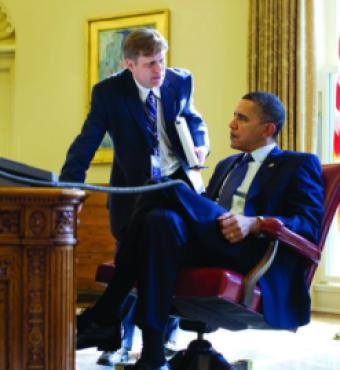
87, 9, 169, 163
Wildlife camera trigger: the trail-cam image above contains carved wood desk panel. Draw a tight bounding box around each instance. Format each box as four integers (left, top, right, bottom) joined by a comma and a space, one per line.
0, 188, 85, 370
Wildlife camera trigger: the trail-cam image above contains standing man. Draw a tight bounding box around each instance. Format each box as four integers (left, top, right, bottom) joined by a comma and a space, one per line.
76, 92, 324, 370
60, 28, 209, 364
60, 27, 209, 236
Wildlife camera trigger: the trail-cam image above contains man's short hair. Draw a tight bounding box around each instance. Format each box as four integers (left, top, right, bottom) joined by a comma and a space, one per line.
242, 92, 285, 138
122, 28, 168, 61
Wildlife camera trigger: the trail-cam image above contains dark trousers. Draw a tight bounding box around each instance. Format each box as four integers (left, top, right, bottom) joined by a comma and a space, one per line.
92, 182, 265, 333
121, 295, 179, 350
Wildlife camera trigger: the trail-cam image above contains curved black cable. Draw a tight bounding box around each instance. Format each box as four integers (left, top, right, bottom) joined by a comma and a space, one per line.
0, 169, 187, 194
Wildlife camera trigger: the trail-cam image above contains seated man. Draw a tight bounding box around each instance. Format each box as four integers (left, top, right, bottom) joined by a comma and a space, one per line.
77, 92, 324, 370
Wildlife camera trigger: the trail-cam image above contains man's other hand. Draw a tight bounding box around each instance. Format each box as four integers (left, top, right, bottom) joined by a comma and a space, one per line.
217, 212, 259, 243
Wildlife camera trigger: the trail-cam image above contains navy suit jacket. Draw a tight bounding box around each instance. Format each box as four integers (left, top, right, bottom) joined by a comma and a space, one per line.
127, 147, 324, 329
205, 147, 324, 328
60, 68, 209, 237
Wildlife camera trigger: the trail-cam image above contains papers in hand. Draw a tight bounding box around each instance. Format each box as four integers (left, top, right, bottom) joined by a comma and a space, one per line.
175, 116, 206, 194
175, 117, 205, 169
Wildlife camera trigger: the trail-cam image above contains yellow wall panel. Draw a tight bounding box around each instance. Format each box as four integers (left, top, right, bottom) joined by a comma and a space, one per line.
2, 0, 248, 184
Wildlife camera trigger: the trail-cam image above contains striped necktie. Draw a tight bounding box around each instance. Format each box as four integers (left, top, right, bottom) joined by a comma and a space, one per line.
145, 90, 158, 150
218, 154, 254, 210
145, 90, 161, 177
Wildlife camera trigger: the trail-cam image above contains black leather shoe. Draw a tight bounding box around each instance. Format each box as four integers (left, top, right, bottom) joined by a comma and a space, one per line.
76, 309, 121, 350
77, 321, 121, 350
125, 359, 171, 370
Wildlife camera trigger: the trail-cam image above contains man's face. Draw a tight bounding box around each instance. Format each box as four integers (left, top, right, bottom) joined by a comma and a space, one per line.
126, 51, 166, 88
229, 99, 274, 152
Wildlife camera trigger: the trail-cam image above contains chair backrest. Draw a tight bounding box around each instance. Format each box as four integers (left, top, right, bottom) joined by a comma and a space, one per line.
307, 163, 340, 282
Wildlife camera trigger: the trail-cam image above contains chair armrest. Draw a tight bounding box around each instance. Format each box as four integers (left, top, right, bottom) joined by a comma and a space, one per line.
259, 218, 320, 264
242, 217, 320, 307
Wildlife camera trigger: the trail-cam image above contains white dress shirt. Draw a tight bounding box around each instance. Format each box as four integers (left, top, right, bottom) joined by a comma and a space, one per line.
134, 79, 180, 176
229, 143, 277, 215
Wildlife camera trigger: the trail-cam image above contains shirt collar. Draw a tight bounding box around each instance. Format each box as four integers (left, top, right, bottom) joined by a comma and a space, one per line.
134, 78, 161, 102
249, 142, 277, 163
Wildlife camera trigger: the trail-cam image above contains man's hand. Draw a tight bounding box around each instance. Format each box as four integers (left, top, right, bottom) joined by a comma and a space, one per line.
217, 212, 259, 243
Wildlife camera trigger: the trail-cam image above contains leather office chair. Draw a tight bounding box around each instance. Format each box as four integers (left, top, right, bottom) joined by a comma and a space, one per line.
95, 163, 340, 370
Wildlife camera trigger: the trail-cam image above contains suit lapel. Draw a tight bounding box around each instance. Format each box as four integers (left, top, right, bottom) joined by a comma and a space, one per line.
122, 70, 154, 150
207, 155, 242, 199
246, 147, 283, 202
160, 78, 177, 129
123, 70, 177, 150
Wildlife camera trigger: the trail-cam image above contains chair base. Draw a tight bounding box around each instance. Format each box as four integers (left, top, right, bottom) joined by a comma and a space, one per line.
168, 338, 252, 370
174, 297, 269, 331
115, 345, 251, 370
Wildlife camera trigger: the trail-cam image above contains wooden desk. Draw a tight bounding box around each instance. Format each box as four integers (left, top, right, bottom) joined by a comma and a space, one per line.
0, 188, 85, 370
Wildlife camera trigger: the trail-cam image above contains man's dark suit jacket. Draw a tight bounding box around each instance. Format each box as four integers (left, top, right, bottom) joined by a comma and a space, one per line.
125, 146, 324, 330
60, 68, 208, 237
204, 146, 324, 328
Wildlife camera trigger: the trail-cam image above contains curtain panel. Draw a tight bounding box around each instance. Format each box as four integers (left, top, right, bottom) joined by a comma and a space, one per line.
248, 0, 316, 153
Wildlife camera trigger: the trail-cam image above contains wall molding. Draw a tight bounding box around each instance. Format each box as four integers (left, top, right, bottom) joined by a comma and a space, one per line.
311, 282, 340, 314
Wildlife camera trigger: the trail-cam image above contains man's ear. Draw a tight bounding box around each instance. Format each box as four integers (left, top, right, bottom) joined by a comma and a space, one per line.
125, 58, 134, 71
265, 122, 276, 138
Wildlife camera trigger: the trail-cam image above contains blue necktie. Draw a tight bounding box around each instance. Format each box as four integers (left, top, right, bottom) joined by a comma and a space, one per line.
145, 91, 161, 178
218, 154, 253, 210
145, 91, 158, 146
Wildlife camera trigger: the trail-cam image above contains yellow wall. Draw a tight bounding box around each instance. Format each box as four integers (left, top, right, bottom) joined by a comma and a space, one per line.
2, 0, 248, 183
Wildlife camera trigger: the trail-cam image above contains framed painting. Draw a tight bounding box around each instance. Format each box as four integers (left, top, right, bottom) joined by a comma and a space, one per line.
87, 9, 169, 163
